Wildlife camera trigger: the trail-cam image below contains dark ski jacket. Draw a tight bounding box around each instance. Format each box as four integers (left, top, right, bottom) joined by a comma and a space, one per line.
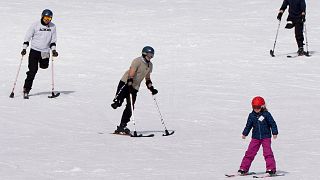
280, 0, 306, 21
242, 110, 278, 140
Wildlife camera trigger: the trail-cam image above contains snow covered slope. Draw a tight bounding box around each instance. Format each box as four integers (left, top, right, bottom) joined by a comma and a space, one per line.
1, 0, 320, 179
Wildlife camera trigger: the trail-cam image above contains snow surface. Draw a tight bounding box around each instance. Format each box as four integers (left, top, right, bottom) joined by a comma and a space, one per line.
1, 0, 320, 179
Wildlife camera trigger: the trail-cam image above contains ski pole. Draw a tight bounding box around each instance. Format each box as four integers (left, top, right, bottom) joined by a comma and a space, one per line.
128, 93, 154, 137
304, 22, 310, 56
270, 20, 281, 57
48, 56, 60, 98
9, 56, 24, 98
152, 95, 174, 136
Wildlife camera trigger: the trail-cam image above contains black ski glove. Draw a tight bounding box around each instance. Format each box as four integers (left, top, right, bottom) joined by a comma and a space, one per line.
146, 80, 158, 95
21, 49, 26, 56
52, 50, 58, 57
302, 14, 306, 22
127, 78, 134, 94
149, 86, 158, 95
277, 12, 283, 21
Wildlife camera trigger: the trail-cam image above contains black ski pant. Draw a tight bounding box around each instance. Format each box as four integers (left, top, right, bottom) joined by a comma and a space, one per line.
114, 81, 138, 127
23, 49, 49, 92
294, 21, 304, 48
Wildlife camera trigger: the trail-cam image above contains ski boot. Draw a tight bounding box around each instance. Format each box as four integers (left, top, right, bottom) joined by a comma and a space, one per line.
266, 170, 276, 175
23, 88, 29, 99
114, 126, 131, 135
237, 169, 248, 176
297, 47, 304, 56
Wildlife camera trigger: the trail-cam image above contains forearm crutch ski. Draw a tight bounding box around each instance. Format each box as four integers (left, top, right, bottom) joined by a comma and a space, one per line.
152, 95, 174, 136
270, 20, 281, 57
129, 93, 154, 137
9, 56, 24, 98
304, 22, 310, 57
48, 56, 60, 98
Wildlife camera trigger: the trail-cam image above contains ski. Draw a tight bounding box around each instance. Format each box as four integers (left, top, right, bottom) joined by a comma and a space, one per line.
253, 173, 285, 178
225, 172, 256, 178
131, 133, 154, 137
287, 54, 311, 58
287, 55, 299, 58
111, 132, 154, 137
287, 51, 311, 58
111, 132, 131, 136
48, 92, 60, 98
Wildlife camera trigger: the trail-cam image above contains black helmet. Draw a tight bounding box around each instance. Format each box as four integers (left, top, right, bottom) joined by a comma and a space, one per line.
42, 9, 53, 18
142, 46, 155, 55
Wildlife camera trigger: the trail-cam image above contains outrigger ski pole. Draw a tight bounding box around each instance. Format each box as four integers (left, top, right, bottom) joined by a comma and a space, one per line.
129, 93, 154, 137
9, 56, 24, 98
152, 95, 174, 136
304, 22, 310, 56
270, 20, 281, 57
48, 56, 60, 98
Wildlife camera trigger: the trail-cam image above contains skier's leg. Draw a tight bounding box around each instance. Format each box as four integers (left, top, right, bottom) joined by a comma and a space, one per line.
239, 138, 261, 172
120, 91, 137, 127
23, 49, 40, 93
111, 81, 127, 109
39, 58, 49, 69
262, 138, 276, 172
295, 21, 304, 49
115, 81, 127, 104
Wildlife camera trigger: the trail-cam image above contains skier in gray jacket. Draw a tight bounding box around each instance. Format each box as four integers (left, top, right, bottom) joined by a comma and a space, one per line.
21, 9, 58, 98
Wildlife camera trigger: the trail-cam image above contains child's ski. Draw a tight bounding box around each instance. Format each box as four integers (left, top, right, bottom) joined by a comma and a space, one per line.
225, 172, 255, 177
253, 173, 285, 178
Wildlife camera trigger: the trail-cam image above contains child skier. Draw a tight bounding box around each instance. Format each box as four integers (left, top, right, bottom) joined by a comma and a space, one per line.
111, 46, 158, 135
238, 96, 278, 175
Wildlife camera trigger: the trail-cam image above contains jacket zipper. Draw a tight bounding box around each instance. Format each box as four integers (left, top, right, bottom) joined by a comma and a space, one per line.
258, 116, 262, 139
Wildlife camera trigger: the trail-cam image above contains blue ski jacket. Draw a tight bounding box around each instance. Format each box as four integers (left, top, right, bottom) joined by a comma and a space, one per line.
280, 0, 306, 20
242, 110, 278, 140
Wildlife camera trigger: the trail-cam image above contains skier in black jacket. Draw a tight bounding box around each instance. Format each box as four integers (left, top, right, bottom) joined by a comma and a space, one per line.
277, 0, 306, 55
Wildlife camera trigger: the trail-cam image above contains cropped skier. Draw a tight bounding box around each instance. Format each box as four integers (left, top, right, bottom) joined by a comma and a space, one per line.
238, 96, 278, 175
21, 9, 58, 99
277, 0, 306, 55
111, 46, 158, 135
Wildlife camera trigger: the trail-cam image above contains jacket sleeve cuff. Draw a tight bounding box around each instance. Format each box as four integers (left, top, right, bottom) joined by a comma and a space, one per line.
23, 42, 29, 49
50, 43, 56, 50
242, 131, 248, 136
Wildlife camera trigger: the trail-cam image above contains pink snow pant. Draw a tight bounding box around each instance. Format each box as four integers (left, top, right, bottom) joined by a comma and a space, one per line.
240, 138, 276, 171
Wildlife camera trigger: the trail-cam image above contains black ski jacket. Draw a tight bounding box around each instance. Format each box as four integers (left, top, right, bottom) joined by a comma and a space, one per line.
242, 111, 278, 140
280, 0, 306, 21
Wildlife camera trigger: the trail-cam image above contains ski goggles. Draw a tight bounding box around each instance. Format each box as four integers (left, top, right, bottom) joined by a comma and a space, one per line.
43, 16, 52, 21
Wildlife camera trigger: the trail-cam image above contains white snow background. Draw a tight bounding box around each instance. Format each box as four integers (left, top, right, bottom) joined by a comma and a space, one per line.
1, 0, 320, 179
